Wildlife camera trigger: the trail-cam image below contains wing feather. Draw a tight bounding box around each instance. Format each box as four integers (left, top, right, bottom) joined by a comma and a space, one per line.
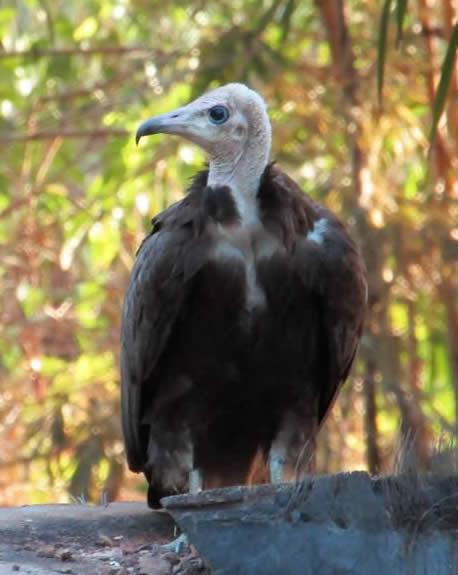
268, 166, 367, 426
121, 195, 208, 472
297, 218, 366, 425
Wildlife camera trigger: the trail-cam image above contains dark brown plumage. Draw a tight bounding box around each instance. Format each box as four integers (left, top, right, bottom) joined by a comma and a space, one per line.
121, 161, 366, 507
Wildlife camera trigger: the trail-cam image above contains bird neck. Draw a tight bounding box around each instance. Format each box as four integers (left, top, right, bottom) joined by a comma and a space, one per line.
207, 134, 270, 226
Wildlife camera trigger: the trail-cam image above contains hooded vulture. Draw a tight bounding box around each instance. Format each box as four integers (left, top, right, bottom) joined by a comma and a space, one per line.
121, 83, 367, 507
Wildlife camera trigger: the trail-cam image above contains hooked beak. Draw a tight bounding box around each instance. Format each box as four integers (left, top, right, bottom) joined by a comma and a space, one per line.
135, 106, 190, 145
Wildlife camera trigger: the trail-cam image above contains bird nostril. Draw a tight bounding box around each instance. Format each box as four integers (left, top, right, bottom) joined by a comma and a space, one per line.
171, 114, 179, 118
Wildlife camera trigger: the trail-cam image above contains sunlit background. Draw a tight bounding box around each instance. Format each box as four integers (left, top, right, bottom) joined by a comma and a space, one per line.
0, 0, 456, 505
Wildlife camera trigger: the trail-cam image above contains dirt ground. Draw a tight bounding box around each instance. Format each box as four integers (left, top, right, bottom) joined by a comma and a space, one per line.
0, 502, 211, 575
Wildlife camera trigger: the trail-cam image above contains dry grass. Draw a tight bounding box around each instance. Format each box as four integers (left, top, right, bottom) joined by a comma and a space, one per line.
382, 432, 458, 535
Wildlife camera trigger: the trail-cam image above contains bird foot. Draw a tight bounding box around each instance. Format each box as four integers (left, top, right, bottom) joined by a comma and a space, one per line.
160, 532, 189, 554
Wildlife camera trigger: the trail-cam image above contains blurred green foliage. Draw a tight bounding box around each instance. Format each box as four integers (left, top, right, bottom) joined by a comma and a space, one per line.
0, 0, 456, 505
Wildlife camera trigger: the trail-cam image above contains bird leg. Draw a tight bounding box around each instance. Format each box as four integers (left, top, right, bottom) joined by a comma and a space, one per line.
269, 412, 298, 483
189, 468, 203, 494
157, 458, 202, 555
269, 445, 287, 484
159, 483, 198, 554
160, 461, 203, 553
269, 409, 317, 483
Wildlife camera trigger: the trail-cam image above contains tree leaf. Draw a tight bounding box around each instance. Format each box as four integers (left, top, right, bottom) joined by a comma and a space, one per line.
377, 0, 393, 108
429, 22, 458, 144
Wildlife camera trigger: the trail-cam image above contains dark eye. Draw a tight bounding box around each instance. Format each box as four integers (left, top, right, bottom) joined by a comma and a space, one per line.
208, 105, 229, 125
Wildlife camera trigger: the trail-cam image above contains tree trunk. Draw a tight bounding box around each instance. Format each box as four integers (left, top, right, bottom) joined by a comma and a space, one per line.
315, 0, 384, 470
364, 353, 381, 473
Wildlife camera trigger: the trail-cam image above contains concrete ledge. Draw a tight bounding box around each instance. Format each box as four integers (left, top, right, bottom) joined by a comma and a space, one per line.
162, 472, 458, 575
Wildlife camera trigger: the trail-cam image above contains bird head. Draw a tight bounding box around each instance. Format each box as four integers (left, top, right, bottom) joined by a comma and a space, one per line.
136, 83, 271, 166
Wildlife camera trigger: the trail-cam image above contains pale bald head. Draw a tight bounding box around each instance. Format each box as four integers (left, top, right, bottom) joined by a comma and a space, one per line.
136, 83, 271, 170
137, 84, 272, 216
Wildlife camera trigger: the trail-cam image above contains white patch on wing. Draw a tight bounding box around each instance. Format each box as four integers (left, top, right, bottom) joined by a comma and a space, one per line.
308, 218, 328, 245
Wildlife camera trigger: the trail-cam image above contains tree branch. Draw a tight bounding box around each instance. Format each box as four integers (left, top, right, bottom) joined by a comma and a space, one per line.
0, 45, 178, 60
0, 129, 129, 142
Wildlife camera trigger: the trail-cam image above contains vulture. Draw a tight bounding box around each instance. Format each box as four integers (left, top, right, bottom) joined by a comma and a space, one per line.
121, 83, 367, 508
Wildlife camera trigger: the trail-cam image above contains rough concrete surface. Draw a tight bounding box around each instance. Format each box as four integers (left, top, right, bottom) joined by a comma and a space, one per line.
163, 472, 458, 575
